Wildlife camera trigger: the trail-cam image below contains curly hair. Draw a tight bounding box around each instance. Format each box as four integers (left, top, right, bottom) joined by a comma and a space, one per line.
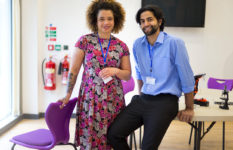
86, 0, 125, 34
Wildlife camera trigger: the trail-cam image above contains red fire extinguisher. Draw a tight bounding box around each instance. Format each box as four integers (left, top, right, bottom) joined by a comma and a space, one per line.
58, 55, 70, 85
42, 56, 56, 90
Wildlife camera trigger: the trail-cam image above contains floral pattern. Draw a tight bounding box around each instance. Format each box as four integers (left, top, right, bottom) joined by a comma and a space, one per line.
74, 33, 129, 150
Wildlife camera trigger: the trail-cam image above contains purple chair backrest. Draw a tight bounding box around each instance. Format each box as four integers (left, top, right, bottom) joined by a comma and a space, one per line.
45, 97, 77, 145
207, 77, 233, 91
121, 77, 135, 95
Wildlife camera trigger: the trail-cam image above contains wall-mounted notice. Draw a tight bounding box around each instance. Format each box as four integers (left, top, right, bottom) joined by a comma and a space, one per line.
55, 44, 61, 51
48, 44, 54, 51
45, 24, 69, 52
45, 24, 57, 42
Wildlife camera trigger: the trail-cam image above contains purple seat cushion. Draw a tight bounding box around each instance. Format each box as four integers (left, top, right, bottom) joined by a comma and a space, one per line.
12, 129, 53, 146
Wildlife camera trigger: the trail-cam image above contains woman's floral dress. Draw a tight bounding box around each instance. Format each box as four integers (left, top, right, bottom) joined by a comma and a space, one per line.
74, 33, 129, 150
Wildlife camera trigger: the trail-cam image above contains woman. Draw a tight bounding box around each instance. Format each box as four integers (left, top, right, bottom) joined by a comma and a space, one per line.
58, 0, 131, 149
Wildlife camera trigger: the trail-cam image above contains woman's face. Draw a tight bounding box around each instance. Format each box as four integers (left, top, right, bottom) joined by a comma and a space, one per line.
97, 9, 114, 35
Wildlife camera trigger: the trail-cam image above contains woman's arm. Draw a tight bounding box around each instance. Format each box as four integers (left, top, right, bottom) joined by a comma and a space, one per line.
99, 55, 131, 81
59, 48, 85, 109
115, 55, 131, 80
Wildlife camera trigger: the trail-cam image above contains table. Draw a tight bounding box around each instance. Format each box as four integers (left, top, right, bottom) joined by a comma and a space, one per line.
129, 102, 233, 150
188, 103, 233, 150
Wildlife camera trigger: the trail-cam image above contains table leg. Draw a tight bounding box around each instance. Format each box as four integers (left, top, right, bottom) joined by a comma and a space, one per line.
194, 121, 202, 150
194, 122, 197, 150
223, 122, 225, 150
196, 122, 202, 150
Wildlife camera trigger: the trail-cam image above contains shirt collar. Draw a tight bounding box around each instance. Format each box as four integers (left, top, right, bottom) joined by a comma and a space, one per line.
141, 31, 165, 45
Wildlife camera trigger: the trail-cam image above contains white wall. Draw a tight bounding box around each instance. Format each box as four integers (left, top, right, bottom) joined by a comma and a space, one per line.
166, 0, 233, 78
21, 0, 38, 114
21, 0, 233, 114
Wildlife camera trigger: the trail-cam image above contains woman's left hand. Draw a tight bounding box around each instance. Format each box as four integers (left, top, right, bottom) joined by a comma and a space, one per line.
99, 67, 119, 79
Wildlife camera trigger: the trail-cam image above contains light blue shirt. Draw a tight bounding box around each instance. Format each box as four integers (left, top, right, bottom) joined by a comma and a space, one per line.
133, 32, 194, 97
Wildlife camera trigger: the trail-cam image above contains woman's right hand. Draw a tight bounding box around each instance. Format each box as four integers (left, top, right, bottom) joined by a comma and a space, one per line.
58, 96, 70, 109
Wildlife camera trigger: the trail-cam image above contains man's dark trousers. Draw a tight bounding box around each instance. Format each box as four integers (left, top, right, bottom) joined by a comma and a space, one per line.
107, 93, 178, 150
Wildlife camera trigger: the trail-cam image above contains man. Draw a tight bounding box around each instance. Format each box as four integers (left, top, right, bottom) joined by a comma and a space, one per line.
107, 5, 195, 150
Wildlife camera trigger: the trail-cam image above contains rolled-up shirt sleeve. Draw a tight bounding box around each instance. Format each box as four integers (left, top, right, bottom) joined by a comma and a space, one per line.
133, 42, 142, 80
174, 39, 195, 93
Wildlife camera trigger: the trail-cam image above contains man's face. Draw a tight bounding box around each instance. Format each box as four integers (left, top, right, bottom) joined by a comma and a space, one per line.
139, 11, 161, 36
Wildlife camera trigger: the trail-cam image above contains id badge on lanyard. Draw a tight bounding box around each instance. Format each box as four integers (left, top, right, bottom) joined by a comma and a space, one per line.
98, 33, 113, 84
146, 43, 156, 85
146, 76, 156, 85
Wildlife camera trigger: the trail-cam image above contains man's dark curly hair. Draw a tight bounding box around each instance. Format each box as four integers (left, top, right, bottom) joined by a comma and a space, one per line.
86, 0, 125, 34
136, 5, 165, 31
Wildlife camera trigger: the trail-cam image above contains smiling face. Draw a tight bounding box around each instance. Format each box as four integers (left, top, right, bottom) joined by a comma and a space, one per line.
97, 9, 114, 35
140, 10, 161, 36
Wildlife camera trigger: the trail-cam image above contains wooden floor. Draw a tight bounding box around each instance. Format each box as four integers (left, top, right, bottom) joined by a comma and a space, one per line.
0, 119, 232, 150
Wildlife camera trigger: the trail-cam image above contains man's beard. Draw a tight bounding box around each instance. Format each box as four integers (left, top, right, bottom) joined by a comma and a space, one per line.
142, 24, 159, 36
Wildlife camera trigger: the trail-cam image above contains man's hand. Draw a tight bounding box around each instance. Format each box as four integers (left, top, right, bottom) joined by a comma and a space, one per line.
177, 108, 194, 122
178, 91, 194, 122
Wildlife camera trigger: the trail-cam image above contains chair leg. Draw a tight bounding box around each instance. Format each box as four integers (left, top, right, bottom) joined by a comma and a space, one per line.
11, 143, 16, 150
67, 143, 77, 150
59, 143, 77, 150
133, 132, 137, 150
129, 133, 133, 150
189, 121, 194, 144
139, 126, 142, 148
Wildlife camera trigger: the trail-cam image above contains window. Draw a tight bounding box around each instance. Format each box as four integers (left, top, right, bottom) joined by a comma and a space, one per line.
0, 0, 13, 121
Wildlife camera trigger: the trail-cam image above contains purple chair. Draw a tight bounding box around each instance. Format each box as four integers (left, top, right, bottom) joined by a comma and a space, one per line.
121, 77, 135, 95
10, 97, 78, 150
207, 77, 233, 91
121, 77, 138, 150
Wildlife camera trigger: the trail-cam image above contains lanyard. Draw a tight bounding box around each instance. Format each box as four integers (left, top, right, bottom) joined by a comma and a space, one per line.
97, 33, 111, 67
147, 42, 153, 72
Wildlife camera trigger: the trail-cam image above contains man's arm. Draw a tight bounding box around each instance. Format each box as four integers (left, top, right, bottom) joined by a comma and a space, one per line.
137, 79, 143, 95
184, 91, 194, 110
177, 91, 194, 122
